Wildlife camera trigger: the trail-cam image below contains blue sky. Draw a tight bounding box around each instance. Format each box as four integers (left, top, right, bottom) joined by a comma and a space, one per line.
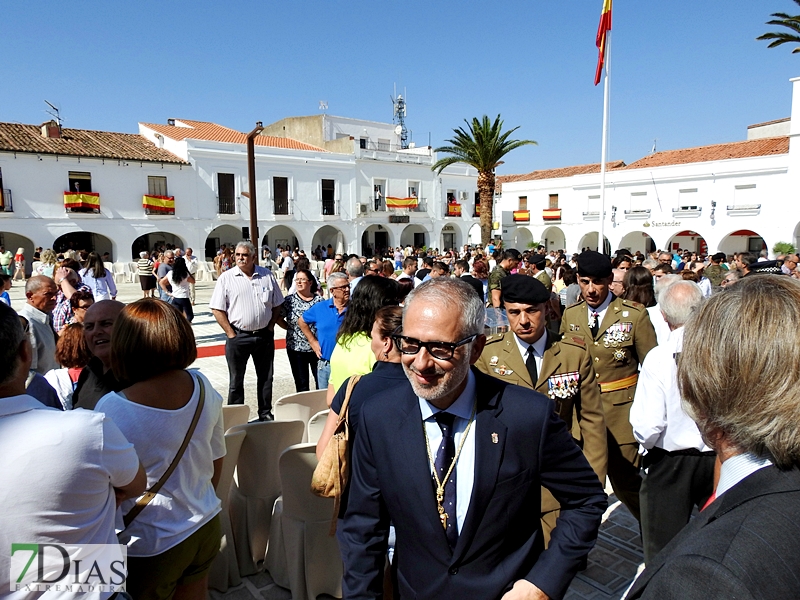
3, 1, 798, 174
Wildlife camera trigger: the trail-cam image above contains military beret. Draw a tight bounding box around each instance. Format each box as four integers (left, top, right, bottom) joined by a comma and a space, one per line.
577, 250, 612, 279
501, 274, 551, 304
747, 260, 783, 275
526, 253, 546, 267
712, 252, 727, 262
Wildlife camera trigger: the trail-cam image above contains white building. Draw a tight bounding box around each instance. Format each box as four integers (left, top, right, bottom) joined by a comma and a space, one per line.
495, 77, 800, 257
0, 113, 479, 269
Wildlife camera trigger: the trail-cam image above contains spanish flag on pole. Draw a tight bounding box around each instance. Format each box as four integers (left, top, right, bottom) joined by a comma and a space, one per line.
594, 0, 612, 85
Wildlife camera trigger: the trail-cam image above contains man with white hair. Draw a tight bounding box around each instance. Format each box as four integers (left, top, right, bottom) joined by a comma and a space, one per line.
649, 274, 681, 345
629, 280, 714, 564
210, 241, 283, 421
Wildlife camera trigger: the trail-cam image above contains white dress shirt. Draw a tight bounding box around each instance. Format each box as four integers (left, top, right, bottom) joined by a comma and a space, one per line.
208, 265, 283, 331
716, 452, 772, 498
586, 292, 613, 329
513, 332, 548, 379
419, 370, 477, 534
630, 327, 712, 453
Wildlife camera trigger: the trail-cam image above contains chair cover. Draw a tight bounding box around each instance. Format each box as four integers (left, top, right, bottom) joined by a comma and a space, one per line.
222, 404, 251, 431
209, 429, 246, 592
307, 409, 329, 445
273, 390, 329, 442
266, 443, 342, 600
227, 421, 305, 576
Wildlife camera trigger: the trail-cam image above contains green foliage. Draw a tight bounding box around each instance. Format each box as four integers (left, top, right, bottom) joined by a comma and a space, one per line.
757, 1, 800, 53
773, 241, 796, 255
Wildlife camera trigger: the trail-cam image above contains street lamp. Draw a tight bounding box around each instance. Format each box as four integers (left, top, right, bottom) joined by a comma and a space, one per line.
246, 121, 264, 262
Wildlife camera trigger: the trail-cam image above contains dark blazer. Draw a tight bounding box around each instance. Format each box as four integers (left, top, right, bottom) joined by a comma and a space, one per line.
341, 368, 607, 600
459, 273, 485, 301
626, 465, 800, 600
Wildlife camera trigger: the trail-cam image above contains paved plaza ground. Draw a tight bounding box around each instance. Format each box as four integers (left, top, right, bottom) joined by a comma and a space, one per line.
8, 278, 646, 599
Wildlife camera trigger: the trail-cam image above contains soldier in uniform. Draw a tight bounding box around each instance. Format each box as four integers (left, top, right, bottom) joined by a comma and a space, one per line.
476, 275, 607, 543
560, 251, 657, 521
487, 249, 521, 307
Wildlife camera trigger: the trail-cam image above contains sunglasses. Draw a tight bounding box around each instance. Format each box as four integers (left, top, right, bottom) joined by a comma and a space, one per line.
391, 332, 478, 360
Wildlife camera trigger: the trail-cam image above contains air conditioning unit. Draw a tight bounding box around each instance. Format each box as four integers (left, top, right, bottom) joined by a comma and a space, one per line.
460, 191, 469, 201
358, 203, 368, 214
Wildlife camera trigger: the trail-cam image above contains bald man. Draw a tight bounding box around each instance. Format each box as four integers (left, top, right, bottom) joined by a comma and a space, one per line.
72, 300, 125, 410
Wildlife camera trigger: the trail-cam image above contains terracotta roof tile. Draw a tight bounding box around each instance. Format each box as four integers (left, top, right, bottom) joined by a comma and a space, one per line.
0, 122, 186, 163
141, 119, 327, 152
497, 161, 626, 191
623, 137, 788, 169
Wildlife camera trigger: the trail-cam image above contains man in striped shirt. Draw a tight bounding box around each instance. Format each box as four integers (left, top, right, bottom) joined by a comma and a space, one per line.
210, 241, 283, 421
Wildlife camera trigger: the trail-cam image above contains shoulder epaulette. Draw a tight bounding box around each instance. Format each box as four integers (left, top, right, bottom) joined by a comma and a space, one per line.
621, 299, 644, 310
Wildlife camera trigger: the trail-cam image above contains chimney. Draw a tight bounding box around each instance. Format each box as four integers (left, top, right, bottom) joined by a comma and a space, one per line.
40, 120, 61, 139
167, 119, 175, 126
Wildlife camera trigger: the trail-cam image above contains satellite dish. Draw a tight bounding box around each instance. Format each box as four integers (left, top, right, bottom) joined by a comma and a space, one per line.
394, 125, 402, 135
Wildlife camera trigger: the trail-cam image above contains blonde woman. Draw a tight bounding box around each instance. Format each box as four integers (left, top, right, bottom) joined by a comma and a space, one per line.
35, 249, 58, 278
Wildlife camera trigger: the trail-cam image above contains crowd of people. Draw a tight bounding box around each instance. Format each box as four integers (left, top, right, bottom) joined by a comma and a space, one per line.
2, 236, 800, 599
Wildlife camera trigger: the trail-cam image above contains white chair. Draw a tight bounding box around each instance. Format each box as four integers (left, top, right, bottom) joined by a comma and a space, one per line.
307, 409, 329, 445
265, 444, 342, 600
273, 390, 329, 443
111, 262, 126, 284
227, 420, 305, 576
222, 404, 251, 432
209, 429, 246, 592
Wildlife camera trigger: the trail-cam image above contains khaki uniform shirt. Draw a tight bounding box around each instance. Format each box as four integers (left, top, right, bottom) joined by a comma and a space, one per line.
475, 331, 608, 513
560, 295, 657, 446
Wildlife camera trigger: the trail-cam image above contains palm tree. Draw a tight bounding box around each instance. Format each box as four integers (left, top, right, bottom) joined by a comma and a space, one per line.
432, 115, 536, 247
757, 1, 800, 53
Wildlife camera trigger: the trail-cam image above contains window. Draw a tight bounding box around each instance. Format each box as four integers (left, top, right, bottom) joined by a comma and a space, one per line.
360, 138, 367, 149
147, 176, 168, 197
274, 176, 289, 215
630, 191, 648, 211
408, 181, 419, 198
217, 173, 235, 214
518, 196, 527, 211
734, 184, 756, 205
68, 171, 92, 193
373, 179, 386, 211
377, 138, 391, 151
0, 168, 8, 212
548, 194, 558, 209
321, 179, 336, 215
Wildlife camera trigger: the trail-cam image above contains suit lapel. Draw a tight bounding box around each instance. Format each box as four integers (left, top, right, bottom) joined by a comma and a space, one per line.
597, 296, 621, 340
537, 331, 561, 388
452, 374, 507, 563
500, 334, 532, 387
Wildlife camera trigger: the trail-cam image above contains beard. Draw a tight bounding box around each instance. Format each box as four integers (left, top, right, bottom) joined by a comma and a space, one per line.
403, 355, 472, 404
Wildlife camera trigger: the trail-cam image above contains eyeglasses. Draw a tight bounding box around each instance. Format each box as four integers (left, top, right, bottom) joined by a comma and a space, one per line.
330, 285, 350, 293
392, 333, 479, 360
294, 278, 310, 284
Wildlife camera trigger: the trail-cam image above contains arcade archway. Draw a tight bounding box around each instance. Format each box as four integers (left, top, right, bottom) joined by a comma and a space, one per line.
666, 230, 707, 255
718, 229, 766, 256
361, 225, 391, 258
618, 231, 655, 256
262, 225, 300, 255
131, 231, 186, 260
578, 232, 610, 254
401, 224, 428, 249
205, 225, 246, 260
0, 233, 34, 276
541, 226, 566, 252
54, 232, 114, 261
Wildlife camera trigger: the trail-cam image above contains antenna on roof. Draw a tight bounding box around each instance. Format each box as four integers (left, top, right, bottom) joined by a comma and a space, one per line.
319, 100, 328, 112
44, 100, 63, 129
651, 139, 657, 154
391, 85, 409, 149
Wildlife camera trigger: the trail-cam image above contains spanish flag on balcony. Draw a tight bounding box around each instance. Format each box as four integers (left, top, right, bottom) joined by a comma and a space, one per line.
64, 191, 100, 210
447, 204, 462, 217
143, 194, 176, 214
513, 210, 530, 222
594, 0, 612, 85
386, 196, 419, 209
543, 208, 562, 221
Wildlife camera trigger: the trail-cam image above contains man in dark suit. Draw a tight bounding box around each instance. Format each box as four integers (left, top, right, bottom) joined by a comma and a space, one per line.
453, 259, 485, 301
626, 274, 800, 599
341, 278, 607, 600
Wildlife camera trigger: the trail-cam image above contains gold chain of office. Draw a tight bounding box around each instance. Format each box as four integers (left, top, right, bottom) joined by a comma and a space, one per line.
423, 401, 477, 531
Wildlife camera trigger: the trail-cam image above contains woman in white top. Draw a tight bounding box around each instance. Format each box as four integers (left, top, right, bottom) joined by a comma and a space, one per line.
95, 298, 224, 600
79, 251, 117, 301
35, 248, 58, 278
160, 256, 195, 321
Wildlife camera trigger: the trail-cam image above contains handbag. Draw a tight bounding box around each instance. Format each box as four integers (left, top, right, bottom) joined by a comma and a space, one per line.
120, 373, 206, 531
310, 374, 361, 534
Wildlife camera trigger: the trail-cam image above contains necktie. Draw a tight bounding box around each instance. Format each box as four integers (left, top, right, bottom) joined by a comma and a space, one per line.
590, 311, 600, 338
526, 345, 538, 385
433, 412, 458, 549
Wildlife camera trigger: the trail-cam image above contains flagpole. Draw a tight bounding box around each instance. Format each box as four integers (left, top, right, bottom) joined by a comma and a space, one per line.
598, 32, 611, 255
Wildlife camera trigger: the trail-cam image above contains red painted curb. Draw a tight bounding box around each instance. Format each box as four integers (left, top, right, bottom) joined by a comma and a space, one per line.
197, 338, 286, 359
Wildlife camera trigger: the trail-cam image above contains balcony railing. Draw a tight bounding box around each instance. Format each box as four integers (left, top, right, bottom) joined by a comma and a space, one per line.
624, 209, 651, 219
274, 197, 291, 215
322, 199, 337, 216
64, 191, 100, 214
1, 189, 12, 212
218, 195, 236, 215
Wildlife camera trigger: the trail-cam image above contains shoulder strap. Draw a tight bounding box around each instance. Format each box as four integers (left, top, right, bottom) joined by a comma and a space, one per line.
336, 374, 361, 426
122, 373, 206, 528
